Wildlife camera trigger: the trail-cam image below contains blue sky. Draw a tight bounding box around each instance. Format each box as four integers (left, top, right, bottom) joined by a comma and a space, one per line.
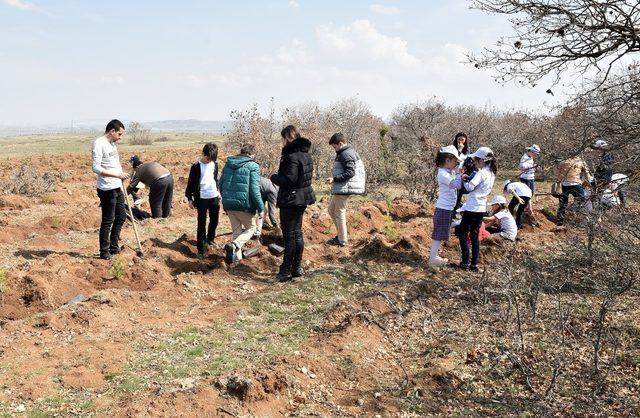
0, 0, 564, 125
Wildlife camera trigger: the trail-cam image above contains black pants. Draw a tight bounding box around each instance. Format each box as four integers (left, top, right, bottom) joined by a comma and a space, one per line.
149, 175, 174, 218
508, 195, 531, 229
97, 187, 127, 257
279, 206, 306, 274
456, 211, 485, 266
556, 184, 586, 226
196, 197, 220, 254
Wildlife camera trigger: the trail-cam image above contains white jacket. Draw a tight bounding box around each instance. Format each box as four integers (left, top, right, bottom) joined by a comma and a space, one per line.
462, 166, 496, 213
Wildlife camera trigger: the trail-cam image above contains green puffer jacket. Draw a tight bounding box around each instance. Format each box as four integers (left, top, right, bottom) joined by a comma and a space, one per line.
219, 155, 265, 213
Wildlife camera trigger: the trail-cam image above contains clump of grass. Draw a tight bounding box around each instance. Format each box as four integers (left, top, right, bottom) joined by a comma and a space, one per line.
382, 193, 399, 241
1, 166, 65, 196
0, 270, 8, 294
108, 258, 125, 280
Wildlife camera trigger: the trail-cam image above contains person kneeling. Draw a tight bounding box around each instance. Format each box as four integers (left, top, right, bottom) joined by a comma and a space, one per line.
483, 195, 517, 243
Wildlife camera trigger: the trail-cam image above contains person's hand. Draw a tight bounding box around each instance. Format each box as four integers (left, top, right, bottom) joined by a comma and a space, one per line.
257, 213, 264, 220
326, 177, 334, 184
462, 174, 469, 181
118, 172, 130, 180
188, 200, 195, 209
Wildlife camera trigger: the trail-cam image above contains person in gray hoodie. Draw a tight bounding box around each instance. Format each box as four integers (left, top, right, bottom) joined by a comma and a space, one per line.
326, 133, 366, 247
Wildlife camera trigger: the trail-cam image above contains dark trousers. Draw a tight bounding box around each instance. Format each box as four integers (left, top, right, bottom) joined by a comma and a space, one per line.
519, 178, 535, 195
279, 206, 306, 274
196, 197, 220, 254
556, 184, 586, 226
97, 187, 127, 257
456, 211, 485, 266
454, 187, 469, 212
508, 195, 531, 229
149, 175, 174, 218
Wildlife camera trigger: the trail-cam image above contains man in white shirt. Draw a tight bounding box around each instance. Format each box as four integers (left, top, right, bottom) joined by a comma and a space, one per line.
91, 120, 130, 260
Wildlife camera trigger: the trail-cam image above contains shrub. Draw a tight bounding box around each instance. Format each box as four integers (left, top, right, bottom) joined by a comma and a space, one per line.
128, 122, 154, 145
109, 258, 125, 280
1, 166, 64, 196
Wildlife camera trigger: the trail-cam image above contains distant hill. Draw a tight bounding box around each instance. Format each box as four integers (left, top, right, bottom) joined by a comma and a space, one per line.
0, 119, 231, 137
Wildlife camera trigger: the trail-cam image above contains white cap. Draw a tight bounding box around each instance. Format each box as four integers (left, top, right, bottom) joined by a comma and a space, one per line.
527, 144, 541, 154
591, 139, 609, 150
491, 195, 507, 205
611, 173, 628, 184
439, 145, 463, 160
503, 179, 512, 188
469, 146, 494, 162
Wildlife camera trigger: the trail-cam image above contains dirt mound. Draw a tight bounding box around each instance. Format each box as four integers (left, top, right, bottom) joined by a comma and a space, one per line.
354, 234, 423, 265
374, 198, 430, 221
0, 195, 31, 210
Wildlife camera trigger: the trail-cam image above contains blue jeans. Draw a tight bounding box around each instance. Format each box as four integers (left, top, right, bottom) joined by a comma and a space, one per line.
556, 184, 585, 225
519, 178, 535, 195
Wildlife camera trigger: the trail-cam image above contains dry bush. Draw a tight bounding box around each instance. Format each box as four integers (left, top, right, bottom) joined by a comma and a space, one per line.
1, 166, 65, 196
128, 121, 154, 145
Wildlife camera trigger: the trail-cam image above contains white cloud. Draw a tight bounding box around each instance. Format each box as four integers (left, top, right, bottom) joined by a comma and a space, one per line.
99, 76, 125, 86
2, 0, 43, 12
288, 0, 299, 9
370, 4, 400, 15
316, 20, 419, 67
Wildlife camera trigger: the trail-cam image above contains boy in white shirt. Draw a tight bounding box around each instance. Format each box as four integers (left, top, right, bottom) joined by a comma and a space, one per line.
91, 119, 130, 260
483, 195, 518, 242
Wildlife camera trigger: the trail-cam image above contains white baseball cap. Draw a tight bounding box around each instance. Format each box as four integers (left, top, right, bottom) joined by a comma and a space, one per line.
591, 139, 609, 150
491, 195, 507, 205
439, 145, 463, 160
469, 146, 494, 162
527, 144, 541, 154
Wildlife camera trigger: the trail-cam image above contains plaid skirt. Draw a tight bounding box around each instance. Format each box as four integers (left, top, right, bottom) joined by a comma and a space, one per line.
432, 207, 454, 241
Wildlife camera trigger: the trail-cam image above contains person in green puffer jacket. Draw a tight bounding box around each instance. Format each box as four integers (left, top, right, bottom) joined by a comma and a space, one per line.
219, 145, 265, 263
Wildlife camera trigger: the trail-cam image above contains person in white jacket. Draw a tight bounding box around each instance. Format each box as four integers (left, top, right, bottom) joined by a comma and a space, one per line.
455, 146, 497, 272
519, 144, 540, 194
91, 119, 130, 260
428, 145, 463, 267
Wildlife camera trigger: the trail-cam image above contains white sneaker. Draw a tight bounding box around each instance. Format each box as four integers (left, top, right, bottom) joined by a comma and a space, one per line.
428, 256, 449, 267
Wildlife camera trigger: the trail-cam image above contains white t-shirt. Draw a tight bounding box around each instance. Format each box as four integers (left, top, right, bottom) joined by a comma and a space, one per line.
199, 161, 219, 199
519, 153, 536, 180
506, 181, 532, 198
462, 166, 496, 213
436, 168, 461, 210
91, 135, 123, 191
495, 210, 518, 240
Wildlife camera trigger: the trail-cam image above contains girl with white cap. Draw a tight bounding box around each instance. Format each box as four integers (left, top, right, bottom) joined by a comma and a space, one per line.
483, 195, 518, 242
503, 179, 533, 228
519, 144, 540, 194
455, 146, 497, 271
428, 145, 463, 267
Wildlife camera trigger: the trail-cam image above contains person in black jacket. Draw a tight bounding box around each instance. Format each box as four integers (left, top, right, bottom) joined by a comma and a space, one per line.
270, 125, 316, 282
185, 143, 220, 258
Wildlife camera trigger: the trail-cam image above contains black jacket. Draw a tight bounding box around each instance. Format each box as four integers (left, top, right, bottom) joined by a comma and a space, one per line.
185, 161, 219, 204
271, 137, 316, 207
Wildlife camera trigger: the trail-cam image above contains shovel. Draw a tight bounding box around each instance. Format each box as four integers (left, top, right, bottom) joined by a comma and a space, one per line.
121, 183, 144, 257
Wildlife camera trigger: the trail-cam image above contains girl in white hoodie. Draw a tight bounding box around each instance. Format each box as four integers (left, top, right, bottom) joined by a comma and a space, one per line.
455, 147, 497, 272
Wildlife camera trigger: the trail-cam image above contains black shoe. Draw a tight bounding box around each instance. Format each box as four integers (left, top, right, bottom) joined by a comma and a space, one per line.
292, 267, 304, 278
469, 265, 479, 272
326, 236, 346, 247
452, 263, 469, 270
99, 253, 112, 260
275, 272, 292, 282
224, 243, 237, 264
196, 253, 205, 260
109, 245, 124, 255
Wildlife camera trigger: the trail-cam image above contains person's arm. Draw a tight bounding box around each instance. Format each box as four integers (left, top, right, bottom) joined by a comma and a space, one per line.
333, 153, 356, 183
463, 169, 484, 192
127, 169, 141, 194
250, 167, 265, 214
510, 189, 525, 204
271, 156, 299, 189
483, 215, 498, 225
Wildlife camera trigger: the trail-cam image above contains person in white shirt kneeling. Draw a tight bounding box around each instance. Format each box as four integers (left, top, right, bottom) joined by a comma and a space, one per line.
483, 195, 518, 243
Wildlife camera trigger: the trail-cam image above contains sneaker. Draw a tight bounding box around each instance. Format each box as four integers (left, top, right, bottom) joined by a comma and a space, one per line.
292, 267, 304, 278
224, 243, 237, 264
428, 256, 448, 267
326, 236, 346, 247
275, 272, 292, 282
133, 198, 143, 207
469, 265, 479, 272
99, 253, 112, 260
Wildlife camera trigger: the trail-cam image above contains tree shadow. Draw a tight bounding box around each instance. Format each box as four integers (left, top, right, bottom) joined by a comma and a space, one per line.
14, 249, 92, 260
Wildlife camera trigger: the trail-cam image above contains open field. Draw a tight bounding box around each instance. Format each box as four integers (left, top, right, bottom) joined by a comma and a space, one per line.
0, 135, 638, 417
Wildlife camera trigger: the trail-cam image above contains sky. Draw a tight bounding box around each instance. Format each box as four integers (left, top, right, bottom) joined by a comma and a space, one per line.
0, 0, 566, 125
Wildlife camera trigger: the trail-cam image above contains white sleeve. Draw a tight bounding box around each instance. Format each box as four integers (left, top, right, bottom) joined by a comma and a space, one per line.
91, 141, 103, 175
464, 169, 484, 192
520, 155, 533, 172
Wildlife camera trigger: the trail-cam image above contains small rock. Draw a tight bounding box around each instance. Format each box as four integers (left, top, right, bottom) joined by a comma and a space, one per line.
308, 373, 316, 379
15, 404, 26, 413
374, 392, 382, 399
300, 366, 308, 374
357, 398, 364, 406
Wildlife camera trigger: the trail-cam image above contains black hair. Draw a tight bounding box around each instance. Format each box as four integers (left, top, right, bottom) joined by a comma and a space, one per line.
132, 160, 143, 168
281, 125, 301, 142
105, 119, 125, 133
493, 203, 507, 212
435, 151, 457, 168
503, 180, 512, 191
240, 144, 255, 156
453, 132, 469, 155
329, 132, 346, 145
202, 142, 218, 161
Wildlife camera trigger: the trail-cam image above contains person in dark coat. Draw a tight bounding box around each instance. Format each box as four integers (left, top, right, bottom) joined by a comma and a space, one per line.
270, 125, 316, 282
185, 143, 221, 258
